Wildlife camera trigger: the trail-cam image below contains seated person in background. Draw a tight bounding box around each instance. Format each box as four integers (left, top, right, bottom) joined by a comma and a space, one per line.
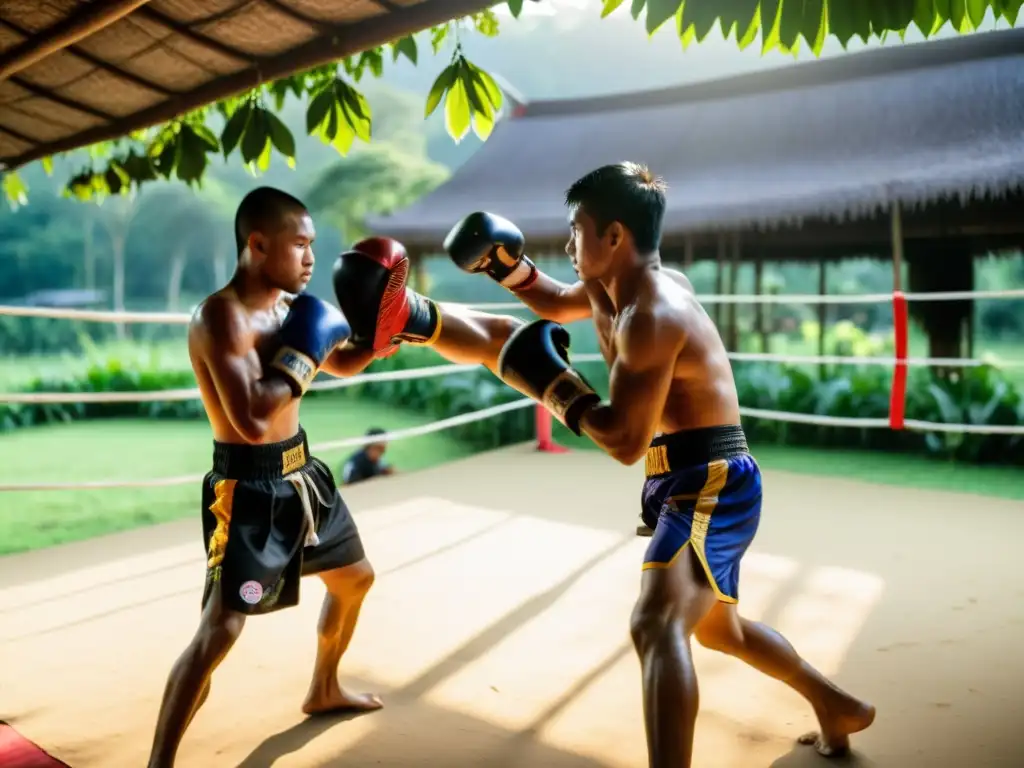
341, 428, 394, 485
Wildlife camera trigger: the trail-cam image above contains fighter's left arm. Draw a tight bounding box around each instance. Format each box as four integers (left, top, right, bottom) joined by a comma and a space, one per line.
578, 310, 685, 465
320, 345, 376, 378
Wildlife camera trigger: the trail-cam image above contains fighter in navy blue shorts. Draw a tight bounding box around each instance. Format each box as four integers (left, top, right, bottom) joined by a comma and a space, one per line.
640, 426, 761, 604
434, 163, 879, 767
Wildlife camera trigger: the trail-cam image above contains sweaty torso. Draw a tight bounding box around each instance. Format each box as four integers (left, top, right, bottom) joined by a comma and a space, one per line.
189, 288, 300, 444
587, 268, 740, 433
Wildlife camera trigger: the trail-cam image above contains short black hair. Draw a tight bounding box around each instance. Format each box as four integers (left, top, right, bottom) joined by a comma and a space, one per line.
234, 186, 308, 257
564, 162, 667, 253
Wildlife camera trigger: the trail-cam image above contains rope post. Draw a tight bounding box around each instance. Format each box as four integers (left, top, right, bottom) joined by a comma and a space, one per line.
889, 291, 908, 430
535, 404, 569, 453
888, 200, 907, 431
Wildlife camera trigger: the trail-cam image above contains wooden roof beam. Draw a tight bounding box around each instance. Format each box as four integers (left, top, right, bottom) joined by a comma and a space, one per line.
0, 0, 155, 81
4, 0, 497, 170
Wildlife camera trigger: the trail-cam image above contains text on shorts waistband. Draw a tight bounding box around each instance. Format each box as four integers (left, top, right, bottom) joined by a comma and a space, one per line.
644, 425, 748, 477
212, 429, 311, 481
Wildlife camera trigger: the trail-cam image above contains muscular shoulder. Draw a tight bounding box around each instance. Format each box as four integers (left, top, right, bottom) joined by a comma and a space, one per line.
616, 297, 686, 369
191, 291, 249, 354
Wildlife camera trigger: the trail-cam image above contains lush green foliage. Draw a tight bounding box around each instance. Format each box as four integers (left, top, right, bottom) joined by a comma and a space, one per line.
4, 0, 1021, 207
2, 340, 1021, 464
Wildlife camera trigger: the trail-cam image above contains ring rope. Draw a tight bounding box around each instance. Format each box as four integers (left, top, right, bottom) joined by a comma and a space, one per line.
0, 398, 535, 492
3, 287, 1023, 325
5, 352, 1023, 406
3, 397, 1019, 493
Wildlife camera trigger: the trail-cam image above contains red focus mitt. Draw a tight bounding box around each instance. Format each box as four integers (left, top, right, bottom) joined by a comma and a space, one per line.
332, 237, 441, 353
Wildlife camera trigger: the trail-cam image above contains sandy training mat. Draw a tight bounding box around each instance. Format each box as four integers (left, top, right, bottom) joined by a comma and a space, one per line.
2, 446, 1023, 767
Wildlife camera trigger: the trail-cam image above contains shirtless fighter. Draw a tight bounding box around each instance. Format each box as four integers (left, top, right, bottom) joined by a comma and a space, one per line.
147, 187, 383, 768
335, 164, 877, 767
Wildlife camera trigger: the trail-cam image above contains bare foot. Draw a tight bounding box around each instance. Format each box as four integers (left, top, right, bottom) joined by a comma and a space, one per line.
798, 693, 876, 757
301, 686, 383, 717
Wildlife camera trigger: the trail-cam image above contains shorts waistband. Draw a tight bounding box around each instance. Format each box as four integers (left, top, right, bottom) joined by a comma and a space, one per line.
644, 425, 748, 477
212, 429, 311, 481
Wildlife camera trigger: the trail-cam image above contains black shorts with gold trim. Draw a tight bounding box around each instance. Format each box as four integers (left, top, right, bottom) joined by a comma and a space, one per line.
640, 425, 761, 604
201, 428, 365, 615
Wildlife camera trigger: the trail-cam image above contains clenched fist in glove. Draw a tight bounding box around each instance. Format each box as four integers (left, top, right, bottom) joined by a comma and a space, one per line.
498, 319, 600, 436
443, 212, 537, 291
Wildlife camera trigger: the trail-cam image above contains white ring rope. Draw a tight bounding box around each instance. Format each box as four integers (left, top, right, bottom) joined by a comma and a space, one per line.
2, 288, 1022, 494
4, 351, 1024, 405
0, 398, 535, 491
3, 287, 1023, 325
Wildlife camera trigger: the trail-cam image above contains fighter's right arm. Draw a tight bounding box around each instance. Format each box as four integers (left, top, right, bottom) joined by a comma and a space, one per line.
194, 296, 294, 443
444, 212, 592, 325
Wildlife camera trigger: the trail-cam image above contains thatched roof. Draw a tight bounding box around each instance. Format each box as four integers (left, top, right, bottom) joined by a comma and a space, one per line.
0, 0, 497, 171
367, 27, 1024, 249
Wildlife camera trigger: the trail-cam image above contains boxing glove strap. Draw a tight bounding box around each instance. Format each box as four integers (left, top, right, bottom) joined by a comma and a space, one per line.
394, 294, 442, 346
499, 256, 536, 290
540, 368, 600, 436
270, 346, 317, 395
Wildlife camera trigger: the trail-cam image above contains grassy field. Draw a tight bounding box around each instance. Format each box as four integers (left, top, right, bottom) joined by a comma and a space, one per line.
1, 404, 1022, 556
0, 395, 478, 555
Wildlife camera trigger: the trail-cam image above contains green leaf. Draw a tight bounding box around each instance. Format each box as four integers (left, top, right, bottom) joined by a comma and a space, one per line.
630, 0, 646, 19
460, 65, 491, 122
221, 101, 252, 158
192, 123, 220, 153
265, 110, 296, 159
646, 0, 682, 34
330, 105, 357, 155
241, 108, 268, 164
392, 35, 418, 64
425, 64, 458, 118
888, 0, 917, 30
2, 171, 28, 208
507, 0, 525, 17
174, 129, 207, 184
336, 80, 372, 143
802, 0, 827, 53
686, 0, 720, 40
471, 9, 501, 36
444, 78, 472, 143
305, 88, 334, 135
121, 149, 157, 183
41, 156, 54, 176
465, 60, 504, 112
601, 0, 627, 16
731, 0, 760, 45
257, 138, 273, 172
760, 0, 782, 51
778, 0, 803, 48
914, 0, 936, 34
430, 24, 450, 53
966, 0, 988, 26
951, 0, 968, 29
1004, 0, 1024, 23
828, 0, 857, 45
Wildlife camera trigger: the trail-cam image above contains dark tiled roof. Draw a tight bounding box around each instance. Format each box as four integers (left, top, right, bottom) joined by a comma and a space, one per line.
368, 27, 1024, 247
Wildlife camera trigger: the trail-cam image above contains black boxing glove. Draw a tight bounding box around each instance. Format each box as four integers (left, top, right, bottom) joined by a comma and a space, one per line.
497, 319, 600, 436
443, 211, 537, 291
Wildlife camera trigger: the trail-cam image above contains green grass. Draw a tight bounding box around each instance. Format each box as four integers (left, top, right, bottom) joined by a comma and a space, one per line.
550, 424, 1024, 501
0, 394, 478, 555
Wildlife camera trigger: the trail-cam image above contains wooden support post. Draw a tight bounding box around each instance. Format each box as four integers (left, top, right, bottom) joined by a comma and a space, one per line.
683, 235, 694, 269
891, 201, 904, 292
818, 259, 827, 380
727, 232, 741, 351
715, 234, 726, 328
754, 256, 767, 353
